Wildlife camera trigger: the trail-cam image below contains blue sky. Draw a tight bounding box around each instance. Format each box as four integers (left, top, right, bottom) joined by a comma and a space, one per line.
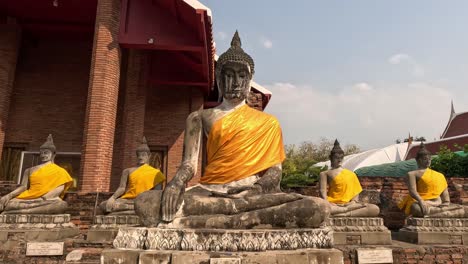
202, 0, 468, 149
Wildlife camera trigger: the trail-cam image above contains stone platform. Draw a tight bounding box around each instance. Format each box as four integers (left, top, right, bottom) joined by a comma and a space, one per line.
328, 217, 391, 245
87, 215, 140, 242
113, 227, 334, 251
101, 248, 344, 264
398, 217, 468, 245
0, 214, 80, 241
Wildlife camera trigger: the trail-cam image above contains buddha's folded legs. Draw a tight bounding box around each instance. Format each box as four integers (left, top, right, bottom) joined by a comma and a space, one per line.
182, 192, 305, 216
331, 203, 380, 217
410, 203, 468, 218
99, 198, 135, 215
2, 198, 68, 214
172, 196, 330, 229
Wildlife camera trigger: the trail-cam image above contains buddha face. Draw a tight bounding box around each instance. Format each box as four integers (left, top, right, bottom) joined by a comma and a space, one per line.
330, 153, 344, 169
39, 149, 54, 163
416, 153, 431, 169
219, 62, 251, 104
137, 151, 150, 165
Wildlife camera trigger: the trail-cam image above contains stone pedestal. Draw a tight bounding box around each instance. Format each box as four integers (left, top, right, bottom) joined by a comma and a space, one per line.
87, 215, 140, 242
328, 217, 391, 245
0, 214, 79, 241
101, 248, 344, 264
113, 227, 334, 251
398, 217, 468, 245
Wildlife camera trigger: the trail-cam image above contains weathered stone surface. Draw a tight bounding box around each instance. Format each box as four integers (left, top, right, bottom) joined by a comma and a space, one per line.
106, 249, 343, 264
93, 215, 141, 227
0, 228, 80, 241
328, 217, 391, 245
402, 217, 468, 232
113, 227, 334, 251
87, 215, 141, 241
139, 251, 172, 264
0, 214, 79, 241
86, 229, 119, 242
101, 249, 141, 264
0, 214, 71, 224
398, 217, 468, 245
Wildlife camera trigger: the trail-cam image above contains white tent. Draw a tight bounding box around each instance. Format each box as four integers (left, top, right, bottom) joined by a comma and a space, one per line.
314, 142, 421, 171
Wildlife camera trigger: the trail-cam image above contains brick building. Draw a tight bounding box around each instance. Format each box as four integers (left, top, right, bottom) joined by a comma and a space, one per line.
406, 102, 468, 159
0, 0, 271, 192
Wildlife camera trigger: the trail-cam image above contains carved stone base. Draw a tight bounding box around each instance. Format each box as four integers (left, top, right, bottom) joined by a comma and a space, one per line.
327, 217, 391, 245
113, 227, 334, 251
0, 214, 79, 241
87, 215, 141, 242
398, 217, 468, 245
101, 248, 344, 264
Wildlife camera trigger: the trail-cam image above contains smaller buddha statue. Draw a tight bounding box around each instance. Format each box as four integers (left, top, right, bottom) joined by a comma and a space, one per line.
319, 140, 380, 217
99, 137, 165, 215
398, 143, 467, 218
0, 134, 73, 214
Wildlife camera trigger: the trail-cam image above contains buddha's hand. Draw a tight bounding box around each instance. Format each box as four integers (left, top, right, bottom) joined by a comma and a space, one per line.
161, 180, 185, 222
0, 196, 9, 211
418, 201, 429, 216
106, 197, 116, 213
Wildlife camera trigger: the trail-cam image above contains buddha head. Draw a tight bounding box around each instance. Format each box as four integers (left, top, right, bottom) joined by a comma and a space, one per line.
136, 136, 151, 165
329, 139, 345, 169
216, 31, 254, 104
416, 142, 431, 169
39, 134, 56, 163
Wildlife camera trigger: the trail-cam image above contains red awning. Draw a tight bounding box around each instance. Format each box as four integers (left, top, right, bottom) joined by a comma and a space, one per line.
119, 0, 214, 93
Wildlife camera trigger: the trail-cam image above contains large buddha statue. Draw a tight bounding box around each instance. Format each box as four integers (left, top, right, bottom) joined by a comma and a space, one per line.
135, 31, 330, 228
0, 135, 73, 214
398, 143, 467, 218
99, 137, 165, 215
319, 140, 380, 217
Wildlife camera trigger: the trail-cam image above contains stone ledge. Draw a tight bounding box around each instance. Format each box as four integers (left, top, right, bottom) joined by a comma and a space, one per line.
113, 227, 334, 251
101, 248, 344, 264
328, 217, 389, 232
93, 215, 140, 227
402, 217, 468, 232
0, 214, 71, 224
397, 230, 468, 245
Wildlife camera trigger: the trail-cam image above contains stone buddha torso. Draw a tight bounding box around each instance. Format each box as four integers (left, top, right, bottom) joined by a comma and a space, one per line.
319, 140, 379, 217
399, 146, 467, 218
100, 138, 165, 215
0, 135, 72, 214
134, 31, 331, 229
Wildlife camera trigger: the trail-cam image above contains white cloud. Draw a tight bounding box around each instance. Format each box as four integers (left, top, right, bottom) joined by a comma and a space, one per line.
216, 31, 227, 41
264, 82, 456, 149
353, 82, 373, 92
388, 53, 425, 77
260, 37, 273, 49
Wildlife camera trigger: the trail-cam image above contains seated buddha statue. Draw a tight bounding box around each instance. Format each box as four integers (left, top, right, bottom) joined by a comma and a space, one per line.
398, 143, 467, 218
0, 135, 73, 214
99, 137, 165, 215
135, 31, 330, 228
319, 140, 380, 217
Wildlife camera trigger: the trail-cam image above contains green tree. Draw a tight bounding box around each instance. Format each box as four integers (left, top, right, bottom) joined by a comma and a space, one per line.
281, 138, 361, 188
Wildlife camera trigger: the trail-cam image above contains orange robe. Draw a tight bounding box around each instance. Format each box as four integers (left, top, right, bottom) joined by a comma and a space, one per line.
121, 164, 165, 199
200, 105, 286, 184
17, 163, 73, 199
398, 168, 448, 215
327, 169, 363, 204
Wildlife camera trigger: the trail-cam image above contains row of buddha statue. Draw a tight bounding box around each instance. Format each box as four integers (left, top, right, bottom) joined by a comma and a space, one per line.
0, 32, 466, 231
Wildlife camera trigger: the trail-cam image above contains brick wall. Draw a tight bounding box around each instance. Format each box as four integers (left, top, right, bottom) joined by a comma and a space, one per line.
144, 86, 204, 185
80, 0, 121, 192
0, 24, 21, 161
5, 37, 91, 152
